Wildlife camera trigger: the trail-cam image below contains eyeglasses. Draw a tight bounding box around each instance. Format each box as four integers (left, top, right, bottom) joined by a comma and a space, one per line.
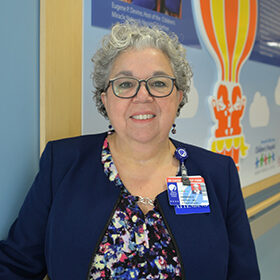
105, 76, 177, 99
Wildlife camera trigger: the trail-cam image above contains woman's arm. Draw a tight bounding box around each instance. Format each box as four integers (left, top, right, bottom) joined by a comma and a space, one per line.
0, 143, 53, 279
226, 158, 260, 279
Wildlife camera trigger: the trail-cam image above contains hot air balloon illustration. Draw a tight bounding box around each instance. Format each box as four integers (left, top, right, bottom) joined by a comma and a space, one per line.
192, 0, 258, 170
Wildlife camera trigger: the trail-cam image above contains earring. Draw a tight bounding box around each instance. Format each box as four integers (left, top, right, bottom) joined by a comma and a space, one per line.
171, 123, 176, 134
108, 124, 114, 135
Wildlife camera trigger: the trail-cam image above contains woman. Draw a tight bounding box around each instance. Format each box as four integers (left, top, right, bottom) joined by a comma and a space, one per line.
0, 22, 259, 279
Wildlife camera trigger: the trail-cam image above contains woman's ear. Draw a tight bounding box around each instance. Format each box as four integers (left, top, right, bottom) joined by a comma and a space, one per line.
178, 90, 183, 104
101, 92, 107, 107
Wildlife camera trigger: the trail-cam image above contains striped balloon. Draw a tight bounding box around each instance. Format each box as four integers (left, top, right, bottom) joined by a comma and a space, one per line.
193, 0, 257, 82
192, 0, 258, 170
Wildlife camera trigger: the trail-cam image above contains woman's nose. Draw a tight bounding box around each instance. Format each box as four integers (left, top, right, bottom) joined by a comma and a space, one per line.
133, 81, 153, 102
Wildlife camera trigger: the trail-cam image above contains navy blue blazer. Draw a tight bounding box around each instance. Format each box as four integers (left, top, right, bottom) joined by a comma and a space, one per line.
0, 133, 260, 279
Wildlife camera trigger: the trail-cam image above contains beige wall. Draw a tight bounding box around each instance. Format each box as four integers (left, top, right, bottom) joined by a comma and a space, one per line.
40, 0, 82, 152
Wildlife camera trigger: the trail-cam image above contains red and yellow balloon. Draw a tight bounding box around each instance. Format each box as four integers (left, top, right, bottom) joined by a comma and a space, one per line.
193, 0, 258, 170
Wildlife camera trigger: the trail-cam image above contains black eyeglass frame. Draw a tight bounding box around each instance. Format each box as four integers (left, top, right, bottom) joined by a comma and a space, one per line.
104, 75, 178, 99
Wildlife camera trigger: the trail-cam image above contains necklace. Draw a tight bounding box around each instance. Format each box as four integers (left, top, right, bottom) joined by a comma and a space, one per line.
137, 196, 155, 206
135, 183, 168, 206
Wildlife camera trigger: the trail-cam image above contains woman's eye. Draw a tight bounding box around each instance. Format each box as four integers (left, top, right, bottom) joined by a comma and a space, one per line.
118, 81, 133, 89
151, 80, 167, 88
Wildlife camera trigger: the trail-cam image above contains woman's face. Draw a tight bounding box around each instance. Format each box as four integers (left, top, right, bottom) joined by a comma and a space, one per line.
101, 47, 182, 145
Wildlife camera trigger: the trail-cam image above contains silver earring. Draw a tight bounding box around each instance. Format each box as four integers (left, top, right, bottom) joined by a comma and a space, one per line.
171, 123, 176, 134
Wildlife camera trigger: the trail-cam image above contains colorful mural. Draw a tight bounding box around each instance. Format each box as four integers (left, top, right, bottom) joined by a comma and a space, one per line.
192, 0, 258, 170
85, 0, 280, 186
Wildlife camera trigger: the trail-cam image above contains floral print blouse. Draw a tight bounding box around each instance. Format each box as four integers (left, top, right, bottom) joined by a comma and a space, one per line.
89, 138, 182, 279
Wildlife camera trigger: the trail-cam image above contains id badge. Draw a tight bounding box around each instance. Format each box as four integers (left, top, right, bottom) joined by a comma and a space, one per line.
167, 176, 210, 214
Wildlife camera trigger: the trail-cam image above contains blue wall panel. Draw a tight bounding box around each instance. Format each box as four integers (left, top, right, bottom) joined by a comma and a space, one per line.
0, 0, 40, 239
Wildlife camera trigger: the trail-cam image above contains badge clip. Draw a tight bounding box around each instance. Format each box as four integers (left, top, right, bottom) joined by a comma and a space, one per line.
174, 148, 190, 186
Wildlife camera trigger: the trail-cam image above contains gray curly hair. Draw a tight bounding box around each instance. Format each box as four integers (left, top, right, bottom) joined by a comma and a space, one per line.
92, 21, 192, 118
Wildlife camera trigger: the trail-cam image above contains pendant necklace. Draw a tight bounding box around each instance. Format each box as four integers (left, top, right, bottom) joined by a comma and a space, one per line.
137, 195, 155, 206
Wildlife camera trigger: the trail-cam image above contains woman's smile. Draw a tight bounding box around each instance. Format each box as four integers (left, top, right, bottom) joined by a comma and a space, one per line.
130, 113, 156, 121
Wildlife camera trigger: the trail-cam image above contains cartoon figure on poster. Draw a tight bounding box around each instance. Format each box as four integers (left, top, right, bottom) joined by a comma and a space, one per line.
193, 0, 258, 170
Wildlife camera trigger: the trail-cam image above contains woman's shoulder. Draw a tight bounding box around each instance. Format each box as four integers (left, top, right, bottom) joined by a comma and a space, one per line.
171, 138, 231, 162
49, 132, 106, 145
41, 132, 107, 163
171, 138, 236, 178
46, 132, 106, 151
